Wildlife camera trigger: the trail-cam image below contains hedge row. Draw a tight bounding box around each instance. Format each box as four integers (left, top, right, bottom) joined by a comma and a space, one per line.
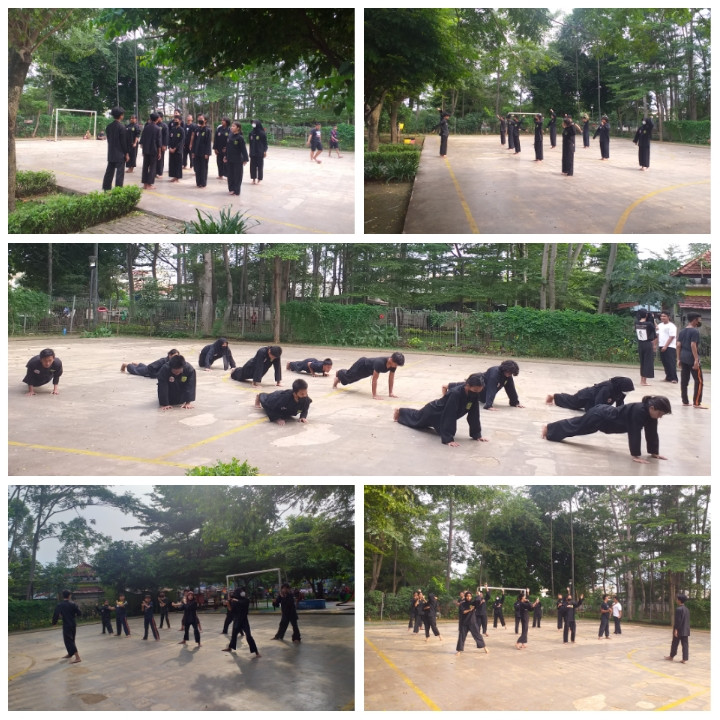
364, 150, 420, 182
15, 170, 57, 198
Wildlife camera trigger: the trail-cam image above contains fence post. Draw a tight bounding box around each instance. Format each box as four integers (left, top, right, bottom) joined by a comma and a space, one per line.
454, 312, 459, 347
69, 296, 76, 333
380, 592, 384, 621
193, 301, 198, 336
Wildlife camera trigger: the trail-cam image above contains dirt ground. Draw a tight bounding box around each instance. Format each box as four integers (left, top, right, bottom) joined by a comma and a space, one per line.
364, 620, 710, 711
8, 336, 710, 477
364, 181, 413, 233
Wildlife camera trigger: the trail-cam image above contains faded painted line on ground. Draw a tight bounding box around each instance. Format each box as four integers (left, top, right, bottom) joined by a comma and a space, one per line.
8, 654, 35, 681
614, 180, 710, 233
444, 158, 480, 233
655, 689, 709, 711
364, 636, 441, 711
8, 441, 194, 469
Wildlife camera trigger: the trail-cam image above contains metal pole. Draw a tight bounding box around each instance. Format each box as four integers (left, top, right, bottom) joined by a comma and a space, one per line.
597, 55, 601, 122
70, 296, 76, 333
481, 586, 529, 592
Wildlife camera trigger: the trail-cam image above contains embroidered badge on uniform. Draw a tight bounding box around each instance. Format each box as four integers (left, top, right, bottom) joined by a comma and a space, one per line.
181, 377, 187, 382
466, 402, 472, 410
169, 377, 175, 383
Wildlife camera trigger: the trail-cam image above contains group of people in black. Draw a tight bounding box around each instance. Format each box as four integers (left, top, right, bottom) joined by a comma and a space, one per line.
102, 105, 268, 196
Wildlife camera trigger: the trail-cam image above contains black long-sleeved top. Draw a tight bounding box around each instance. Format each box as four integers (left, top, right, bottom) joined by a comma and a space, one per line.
481, 365, 520, 409
158, 121, 169, 147
140, 121, 161, 156
168, 124, 185, 152
146, 356, 172, 379
474, 591, 489, 617
226, 132, 249, 163
534, 119, 543, 143
557, 376, 634, 412
273, 593, 298, 619
199, 339, 236, 370
600, 401, 660, 457
106, 119, 129, 162
193, 125, 212, 157
249, 126, 268, 157
97, 604, 112, 621
459, 600, 476, 627
23, 355, 63, 386
493, 595, 505, 613
564, 597, 582, 623
115, 600, 128, 617
238, 347, 282, 384
213, 124, 230, 152
673, 604, 690, 637
556, 598, 566, 618
633, 118, 653, 148
156, 361, 196, 406
179, 600, 199, 624
142, 600, 154, 619
418, 382, 483, 444
53, 599, 81, 627
593, 123, 609, 142
126, 121, 141, 147
259, 389, 311, 421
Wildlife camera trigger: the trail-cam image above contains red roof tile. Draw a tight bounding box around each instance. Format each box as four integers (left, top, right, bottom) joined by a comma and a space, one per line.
672, 250, 711, 277
678, 296, 711, 309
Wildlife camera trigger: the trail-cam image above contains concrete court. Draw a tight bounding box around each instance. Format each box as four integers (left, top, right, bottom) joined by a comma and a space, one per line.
364, 620, 710, 711
8, 612, 354, 711
15, 138, 354, 234
403, 134, 710, 234
8, 337, 710, 477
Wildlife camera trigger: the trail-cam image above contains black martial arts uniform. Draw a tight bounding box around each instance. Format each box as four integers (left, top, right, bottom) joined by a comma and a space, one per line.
287, 358, 328, 375
52, 599, 82, 656
273, 593, 301, 641
115, 599, 130, 636
142, 600, 160, 640
668, 603, 690, 661
412, 596, 424, 633
437, 116, 449, 156
180, 600, 201, 644
635, 318, 657, 379
561, 124, 579, 175
552, 376, 635, 412
514, 599, 522, 634
474, 590, 490, 634
125, 120, 141, 170
231, 346, 282, 384
23, 355, 63, 389
156, 119, 169, 176
140, 121, 161, 185
456, 600, 485, 652
479, 365, 521, 409
512, 118, 522, 154
493, 594, 506, 628
534, 118, 544, 160
408, 597, 418, 629
168, 123, 185, 180
97, 604, 113, 634
517, 598, 535, 644
230, 593, 258, 654
546, 400, 661, 458
563, 597, 582, 642
582, 119, 590, 147
158, 595, 171, 628
126, 356, 171, 379
102, 119, 129, 190
633, 117, 653, 168
249, 122, 268, 181
397, 383, 482, 445
598, 600, 611, 638
222, 597, 234, 634
507, 117, 515, 151
593, 122, 610, 158
677, 325, 703, 405
156, 361, 197, 407
213, 123, 230, 178
423, 594, 441, 638
547, 111, 557, 148
226, 130, 249, 196
192, 124, 213, 187
335, 356, 394, 387
556, 597, 566, 630
532, 601, 542, 628
184, 122, 197, 168
257, 389, 311, 423
498, 117, 506, 145
198, 338, 236, 370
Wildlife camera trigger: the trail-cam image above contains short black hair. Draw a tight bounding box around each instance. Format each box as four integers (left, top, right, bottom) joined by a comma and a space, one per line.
687, 312, 701, 323
323, 358, 333, 366
268, 345, 282, 357
292, 379, 308, 393
157, 110, 164, 117
39, 348, 55, 359
643, 395, 672, 414
150, 112, 159, 122
391, 352, 405, 366
167, 348, 179, 357
281, 582, 291, 590
499, 360, 519, 376
62, 589, 71, 598
677, 594, 688, 604
466, 372, 485, 387
168, 355, 185, 370
111, 106, 124, 119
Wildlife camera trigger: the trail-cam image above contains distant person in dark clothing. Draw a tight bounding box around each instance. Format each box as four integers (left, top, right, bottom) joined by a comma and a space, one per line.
97, 599, 113, 635
496, 114, 506, 145
249, 120, 269, 183
546, 376, 635, 411
422, 592, 442, 642
255, 379, 312, 425
598, 594, 611, 639
141, 594, 160, 641
102, 106, 129, 190
563, 591, 584, 644
561, 116, 582, 176
52, 589, 82, 663
456, 591, 488, 655
515, 592, 539, 650
547, 109, 557, 148
174, 590, 201, 646
23, 348, 62, 396
223, 587, 261, 658
593, 115, 610, 159
158, 592, 171, 629
224, 121, 249, 196
231, 345, 282, 386
286, 358, 333, 376
533, 113, 544, 161
556, 593, 566, 631
140, 112, 162, 189
125, 113, 141, 172
493, 591, 506, 629
532, 598, 543, 628
121, 348, 179, 378
198, 338, 236, 371
273, 583, 301, 642
635, 309, 657, 385
333, 352, 405, 399
665, 594, 690, 663
677, 312, 706, 408
633, 115, 654, 170
581, 114, 590, 148
433, 111, 450, 157
213, 117, 230, 179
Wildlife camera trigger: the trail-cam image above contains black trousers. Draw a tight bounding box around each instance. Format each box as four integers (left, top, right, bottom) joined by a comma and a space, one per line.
500, 129, 506, 145
518, 614, 530, 643
183, 618, 201, 643
563, 619, 576, 643
439, 135, 448, 155
598, 614, 610, 637
533, 612, 542, 628
549, 127, 557, 147
546, 405, 615, 443
680, 363, 703, 405
557, 613, 564, 630
168, 149, 183, 179
141, 154, 157, 185
613, 616, 622, 634
116, 615, 130, 636
230, 616, 257, 653
336, 360, 371, 386
127, 363, 150, 377
156, 148, 166, 176
423, 612, 441, 638
62, 625, 78, 656
250, 156, 264, 181
456, 617, 484, 652
659, 347, 678, 381
514, 135, 521, 153
276, 614, 301, 641
493, 609, 505, 627
478, 613, 488, 634
226, 160, 244, 195
101, 616, 113, 634
638, 340, 655, 378
413, 613, 423, 633
599, 138, 609, 158
669, 635, 689, 661
102, 160, 125, 190
194, 156, 209, 187
126, 144, 138, 169
143, 615, 159, 640
515, 615, 521, 633
216, 152, 226, 178
183, 145, 191, 168
159, 607, 170, 628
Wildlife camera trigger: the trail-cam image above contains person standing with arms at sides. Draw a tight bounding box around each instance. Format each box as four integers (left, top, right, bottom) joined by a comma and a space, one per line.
547, 109, 557, 148
657, 312, 678, 383
23, 348, 62, 396
183, 114, 195, 168
611, 596, 622, 634
213, 117, 230, 180
635, 309, 657, 386
515, 591, 539, 650
556, 592, 566, 632
174, 590, 201, 646
140, 112, 161, 189
677, 312, 706, 408
433, 111, 450, 158
167, 114, 185, 182
249, 120, 269, 183
192, 114, 212, 188
52, 590, 82, 663
593, 115, 610, 159
496, 114, 506, 146
665, 594, 690, 663
512, 115, 522, 154
158, 592, 171, 629
533, 113, 544, 161
581, 114, 590, 148
125, 113, 141, 173
598, 594, 611, 639
333, 352, 405, 399
561, 116, 582, 176
102, 106, 129, 191
633, 115, 654, 170
307, 121, 324, 163
272, 583, 301, 643
141, 594, 160, 641
507, 114, 515, 151
563, 591, 584, 644
155, 111, 169, 178
225, 121, 249, 197
493, 591, 506, 629
329, 124, 343, 158
532, 597, 542, 628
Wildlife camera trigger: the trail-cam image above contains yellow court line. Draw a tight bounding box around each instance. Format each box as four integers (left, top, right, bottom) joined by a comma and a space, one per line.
656, 690, 709, 711
614, 180, 710, 233
151, 417, 269, 460
626, 648, 709, 689
8, 441, 193, 468
8, 654, 35, 681
364, 636, 441, 711
444, 158, 480, 233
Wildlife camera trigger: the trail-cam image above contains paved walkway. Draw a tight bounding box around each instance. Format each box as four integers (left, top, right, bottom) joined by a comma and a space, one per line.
77, 209, 185, 234
404, 134, 710, 234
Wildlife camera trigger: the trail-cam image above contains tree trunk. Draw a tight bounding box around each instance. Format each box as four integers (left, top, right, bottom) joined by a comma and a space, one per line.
365, 93, 387, 152
445, 496, 453, 593
48, 243, 53, 297
127, 243, 135, 319
539, 243, 549, 309
222, 244, 233, 331
392, 542, 398, 595
151, 243, 159, 280
311, 245, 321, 299
597, 243, 618, 313
389, 98, 402, 144
272, 255, 282, 343
200, 248, 214, 335
8, 47, 33, 213
240, 244, 249, 320
548, 244, 558, 310
370, 552, 383, 592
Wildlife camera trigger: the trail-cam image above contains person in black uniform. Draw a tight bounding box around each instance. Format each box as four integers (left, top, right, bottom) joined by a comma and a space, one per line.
286, 358, 333, 376
533, 113, 544, 161
223, 587, 261, 657
183, 114, 195, 168
112, 594, 131, 636
515, 592, 539, 649
493, 591, 506, 629
141, 594, 160, 641
546, 376, 635, 411
512, 115, 522, 154
547, 109, 557, 148
563, 591, 584, 643
221, 593, 234, 635
23, 348, 63, 396
593, 115, 610, 159
633, 115, 654, 170
507, 114, 515, 151
532, 598, 543, 628
542, 395, 671, 464
598, 594, 611, 639
556, 592, 566, 631
513, 595, 522, 634
168, 115, 185, 182
97, 599, 114, 635
213, 117, 230, 179
581, 114, 590, 148
561, 116, 582, 175
155, 111, 169, 178
475, 586, 490, 636
412, 590, 425, 634
224, 121, 249, 196
121, 348, 179, 378
272, 583, 301, 642
158, 592, 171, 629
174, 590, 201, 646
140, 112, 162, 189
495, 114, 506, 146
665, 594, 690, 663
456, 591, 488, 655
249, 120, 268, 184
333, 352, 405, 399
52, 589, 82, 662
125, 113, 141, 173
157, 354, 196, 410
635, 309, 657, 385
255, 378, 312, 425
198, 338, 236, 372
231, 345, 282, 386
473, 360, 523, 411
192, 114, 212, 187
408, 590, 420, 632
102, 106, 129, 190
422, 591, 442, 642
437, 111, 451, 157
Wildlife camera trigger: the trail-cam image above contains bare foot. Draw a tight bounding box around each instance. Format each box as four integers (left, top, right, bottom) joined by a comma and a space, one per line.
121, 363, 127, 372
693, 405, 708, 409
545, 394, 554, 405
393, 408, 400, 422
441, 385, 448, 396
541, 425, 548, 439
70, 657, 82, 664
254, 396, 261, 408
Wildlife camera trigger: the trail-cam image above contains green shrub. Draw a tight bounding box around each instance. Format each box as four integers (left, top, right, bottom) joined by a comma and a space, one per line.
81, 326, 113, 338
186, 457, 260, 476
9, 185, 142, 234
364, 150, 420, 182
661, 120, 710, 145
377, 143, 421, 153
9, 599, 55, 631
8, 287, 51, 334
15, 170, 57, 198
183, 207, 258, 234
